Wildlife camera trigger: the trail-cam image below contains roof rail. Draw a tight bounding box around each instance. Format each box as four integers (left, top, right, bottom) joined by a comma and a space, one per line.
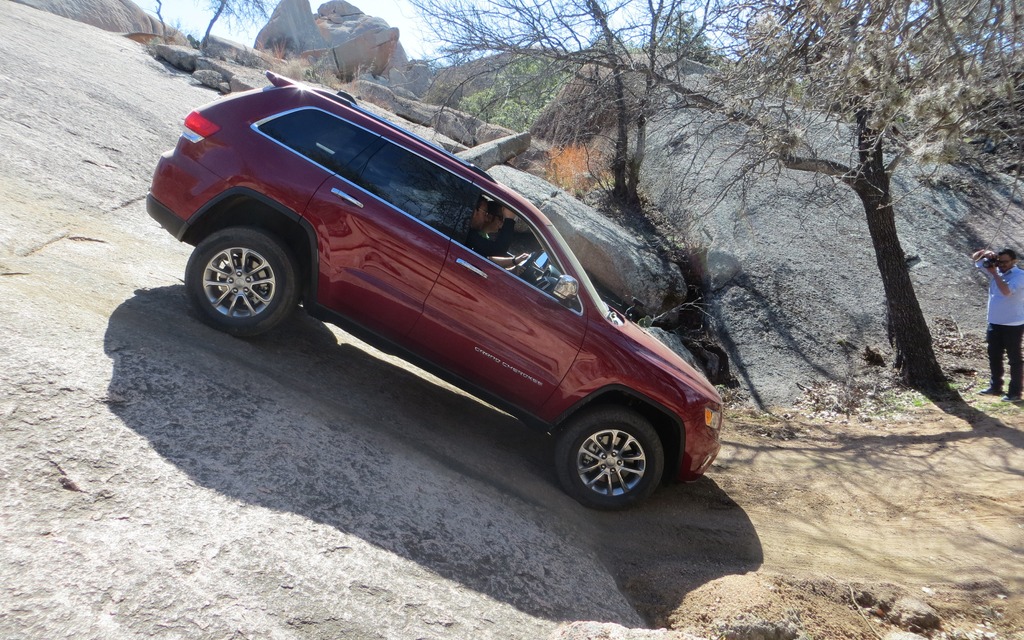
264, 70, 493, 183
264, 70, 294, 88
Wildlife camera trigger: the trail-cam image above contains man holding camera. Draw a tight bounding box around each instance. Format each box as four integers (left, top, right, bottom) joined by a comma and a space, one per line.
972, 248, 1024, 402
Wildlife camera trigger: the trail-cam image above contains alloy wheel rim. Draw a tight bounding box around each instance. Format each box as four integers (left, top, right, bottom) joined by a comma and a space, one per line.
575, 429, 646, 496
202, 247, 276, 318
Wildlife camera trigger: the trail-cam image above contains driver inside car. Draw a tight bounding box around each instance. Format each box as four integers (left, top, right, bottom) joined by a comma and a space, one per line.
466, 196, 530, 271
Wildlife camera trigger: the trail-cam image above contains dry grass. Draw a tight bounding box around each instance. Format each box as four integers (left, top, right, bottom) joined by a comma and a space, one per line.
546, 145, 608, 195
269, 41, 289, 61
272, 55, 344, 89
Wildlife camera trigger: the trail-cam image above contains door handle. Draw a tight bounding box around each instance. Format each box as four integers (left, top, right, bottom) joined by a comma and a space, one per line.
456, 258, 488, 278
331, 187, 364, 208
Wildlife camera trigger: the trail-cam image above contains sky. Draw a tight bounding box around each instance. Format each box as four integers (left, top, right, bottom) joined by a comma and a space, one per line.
140, 0, 437, 59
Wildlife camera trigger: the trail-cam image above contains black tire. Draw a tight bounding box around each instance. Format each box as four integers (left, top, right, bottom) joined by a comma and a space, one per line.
185, 227, 300, 337
554, 407, 665, 510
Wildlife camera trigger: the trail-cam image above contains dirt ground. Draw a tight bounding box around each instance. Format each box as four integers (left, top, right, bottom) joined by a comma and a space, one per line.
617, 392, 1024, 639
1, 4, 1022, 639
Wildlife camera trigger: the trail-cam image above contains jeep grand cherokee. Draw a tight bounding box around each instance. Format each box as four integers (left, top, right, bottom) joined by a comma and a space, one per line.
146, 71, 722, 509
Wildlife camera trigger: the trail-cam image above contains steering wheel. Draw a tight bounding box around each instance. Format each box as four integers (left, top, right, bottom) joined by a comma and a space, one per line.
516, 251, 553, 290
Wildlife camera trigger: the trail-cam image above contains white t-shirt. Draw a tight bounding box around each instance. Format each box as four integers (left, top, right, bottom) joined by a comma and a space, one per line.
976, 262, 1024, 326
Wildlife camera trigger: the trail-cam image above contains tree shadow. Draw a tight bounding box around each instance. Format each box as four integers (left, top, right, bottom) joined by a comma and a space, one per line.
714, 273, 858, 410
736, 390, 1024, 478
714, 393, 1024, 604
103, 286, 762, 625
922, 388, 1024, 450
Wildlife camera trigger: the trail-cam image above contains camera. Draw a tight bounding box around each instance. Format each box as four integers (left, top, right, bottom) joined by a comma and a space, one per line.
982, 257, 997, 268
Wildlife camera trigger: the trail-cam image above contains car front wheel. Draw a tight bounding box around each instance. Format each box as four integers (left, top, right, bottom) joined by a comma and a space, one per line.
185, 227, 300, 337
554, 407, 665, 510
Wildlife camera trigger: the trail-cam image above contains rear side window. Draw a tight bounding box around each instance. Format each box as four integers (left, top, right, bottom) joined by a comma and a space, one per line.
256, 108, 382, 183
257, 107, 478, 239
359, 143, 479, 238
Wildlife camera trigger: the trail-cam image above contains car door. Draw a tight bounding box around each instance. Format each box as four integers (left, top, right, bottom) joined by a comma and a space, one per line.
257, 107, 452, 341
304, 176, 451, 340
315, 137, 483, 339
408, 227, 588, 414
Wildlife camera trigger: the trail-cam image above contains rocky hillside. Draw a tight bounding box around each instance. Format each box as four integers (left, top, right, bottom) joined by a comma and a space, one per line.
20, 0, 1024, 410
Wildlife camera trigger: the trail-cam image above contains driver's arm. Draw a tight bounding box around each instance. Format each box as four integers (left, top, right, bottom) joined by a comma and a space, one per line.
490, 253, 531, 272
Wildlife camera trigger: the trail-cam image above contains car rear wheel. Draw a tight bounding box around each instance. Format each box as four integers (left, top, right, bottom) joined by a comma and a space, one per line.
185, 227, 300, 337
554, 407, 664, 510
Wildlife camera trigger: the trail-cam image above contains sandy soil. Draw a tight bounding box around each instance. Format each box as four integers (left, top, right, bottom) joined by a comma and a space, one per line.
612, 393, 1024, 639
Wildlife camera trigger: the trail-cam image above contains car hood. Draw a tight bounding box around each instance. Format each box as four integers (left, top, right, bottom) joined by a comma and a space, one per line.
611, 316, 722, 404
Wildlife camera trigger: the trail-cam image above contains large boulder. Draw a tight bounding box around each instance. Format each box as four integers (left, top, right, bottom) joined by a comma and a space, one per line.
489, 166, 686, 312
349, 90, 466, 152
457, 132, 533, 170
353, 80, 515, 147
256, 0, 412, 85
353, 80, 449, 127
433, 109, 516, 148
316, 2, 434, 95
317, 0, 397, 48
12, 0, 167, 34
383, 60, 433, 97
152, 43, 200, 73
316, 1, 407, 81
327, 23, 399, 79
151, 44, 274, 94
256, 0, 327, 54
201, 34, 277, 67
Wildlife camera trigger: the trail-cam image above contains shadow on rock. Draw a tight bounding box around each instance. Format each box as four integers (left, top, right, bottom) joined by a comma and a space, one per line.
103, 286, 761, 625
585, 478, 764, 626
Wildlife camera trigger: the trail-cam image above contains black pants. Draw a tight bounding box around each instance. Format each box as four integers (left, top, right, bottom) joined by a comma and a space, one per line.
987, 323, 1024, 396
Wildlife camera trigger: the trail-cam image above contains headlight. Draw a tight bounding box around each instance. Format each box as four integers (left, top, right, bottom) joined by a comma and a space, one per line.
704, 405, 722, 432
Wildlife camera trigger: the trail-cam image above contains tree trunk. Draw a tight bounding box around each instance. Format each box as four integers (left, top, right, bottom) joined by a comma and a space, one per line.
853, 111, 946, 390
626, 111, 646, 206
202, 0, 227, 50
610, 69, 630, 201
584, 0, 631, 202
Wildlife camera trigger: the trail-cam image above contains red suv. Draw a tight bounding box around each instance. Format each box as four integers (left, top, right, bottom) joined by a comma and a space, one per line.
147, 72, 722, 509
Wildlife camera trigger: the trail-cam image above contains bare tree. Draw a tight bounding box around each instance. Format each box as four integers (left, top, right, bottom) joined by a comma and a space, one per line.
200, 0, 272, 49
708, 0, 1024, 390
154, 0, 166, 39
410, 0, 714, 205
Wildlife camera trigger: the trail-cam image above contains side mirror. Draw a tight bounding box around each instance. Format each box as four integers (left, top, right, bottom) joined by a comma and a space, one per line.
552, 275, 579, 300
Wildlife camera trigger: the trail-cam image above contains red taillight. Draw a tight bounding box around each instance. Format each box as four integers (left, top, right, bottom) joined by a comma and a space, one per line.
183, 110, 220, 140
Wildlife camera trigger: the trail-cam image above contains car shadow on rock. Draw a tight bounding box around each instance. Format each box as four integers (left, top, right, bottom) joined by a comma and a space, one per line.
585, 478, 764, 626
103, 286, 761, 625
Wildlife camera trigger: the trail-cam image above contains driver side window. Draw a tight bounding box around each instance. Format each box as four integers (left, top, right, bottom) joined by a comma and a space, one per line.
474, 205, 581, 312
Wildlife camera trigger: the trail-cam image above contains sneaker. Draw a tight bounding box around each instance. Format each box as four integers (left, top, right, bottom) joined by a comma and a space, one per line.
1001, 394, 1023, 403
978, 387, 1003, 396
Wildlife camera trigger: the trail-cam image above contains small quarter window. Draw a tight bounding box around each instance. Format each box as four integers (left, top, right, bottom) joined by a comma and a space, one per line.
257, 109, 382, 182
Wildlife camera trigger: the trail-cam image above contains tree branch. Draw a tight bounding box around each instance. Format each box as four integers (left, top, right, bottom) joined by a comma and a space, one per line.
779, 153, 856, 183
